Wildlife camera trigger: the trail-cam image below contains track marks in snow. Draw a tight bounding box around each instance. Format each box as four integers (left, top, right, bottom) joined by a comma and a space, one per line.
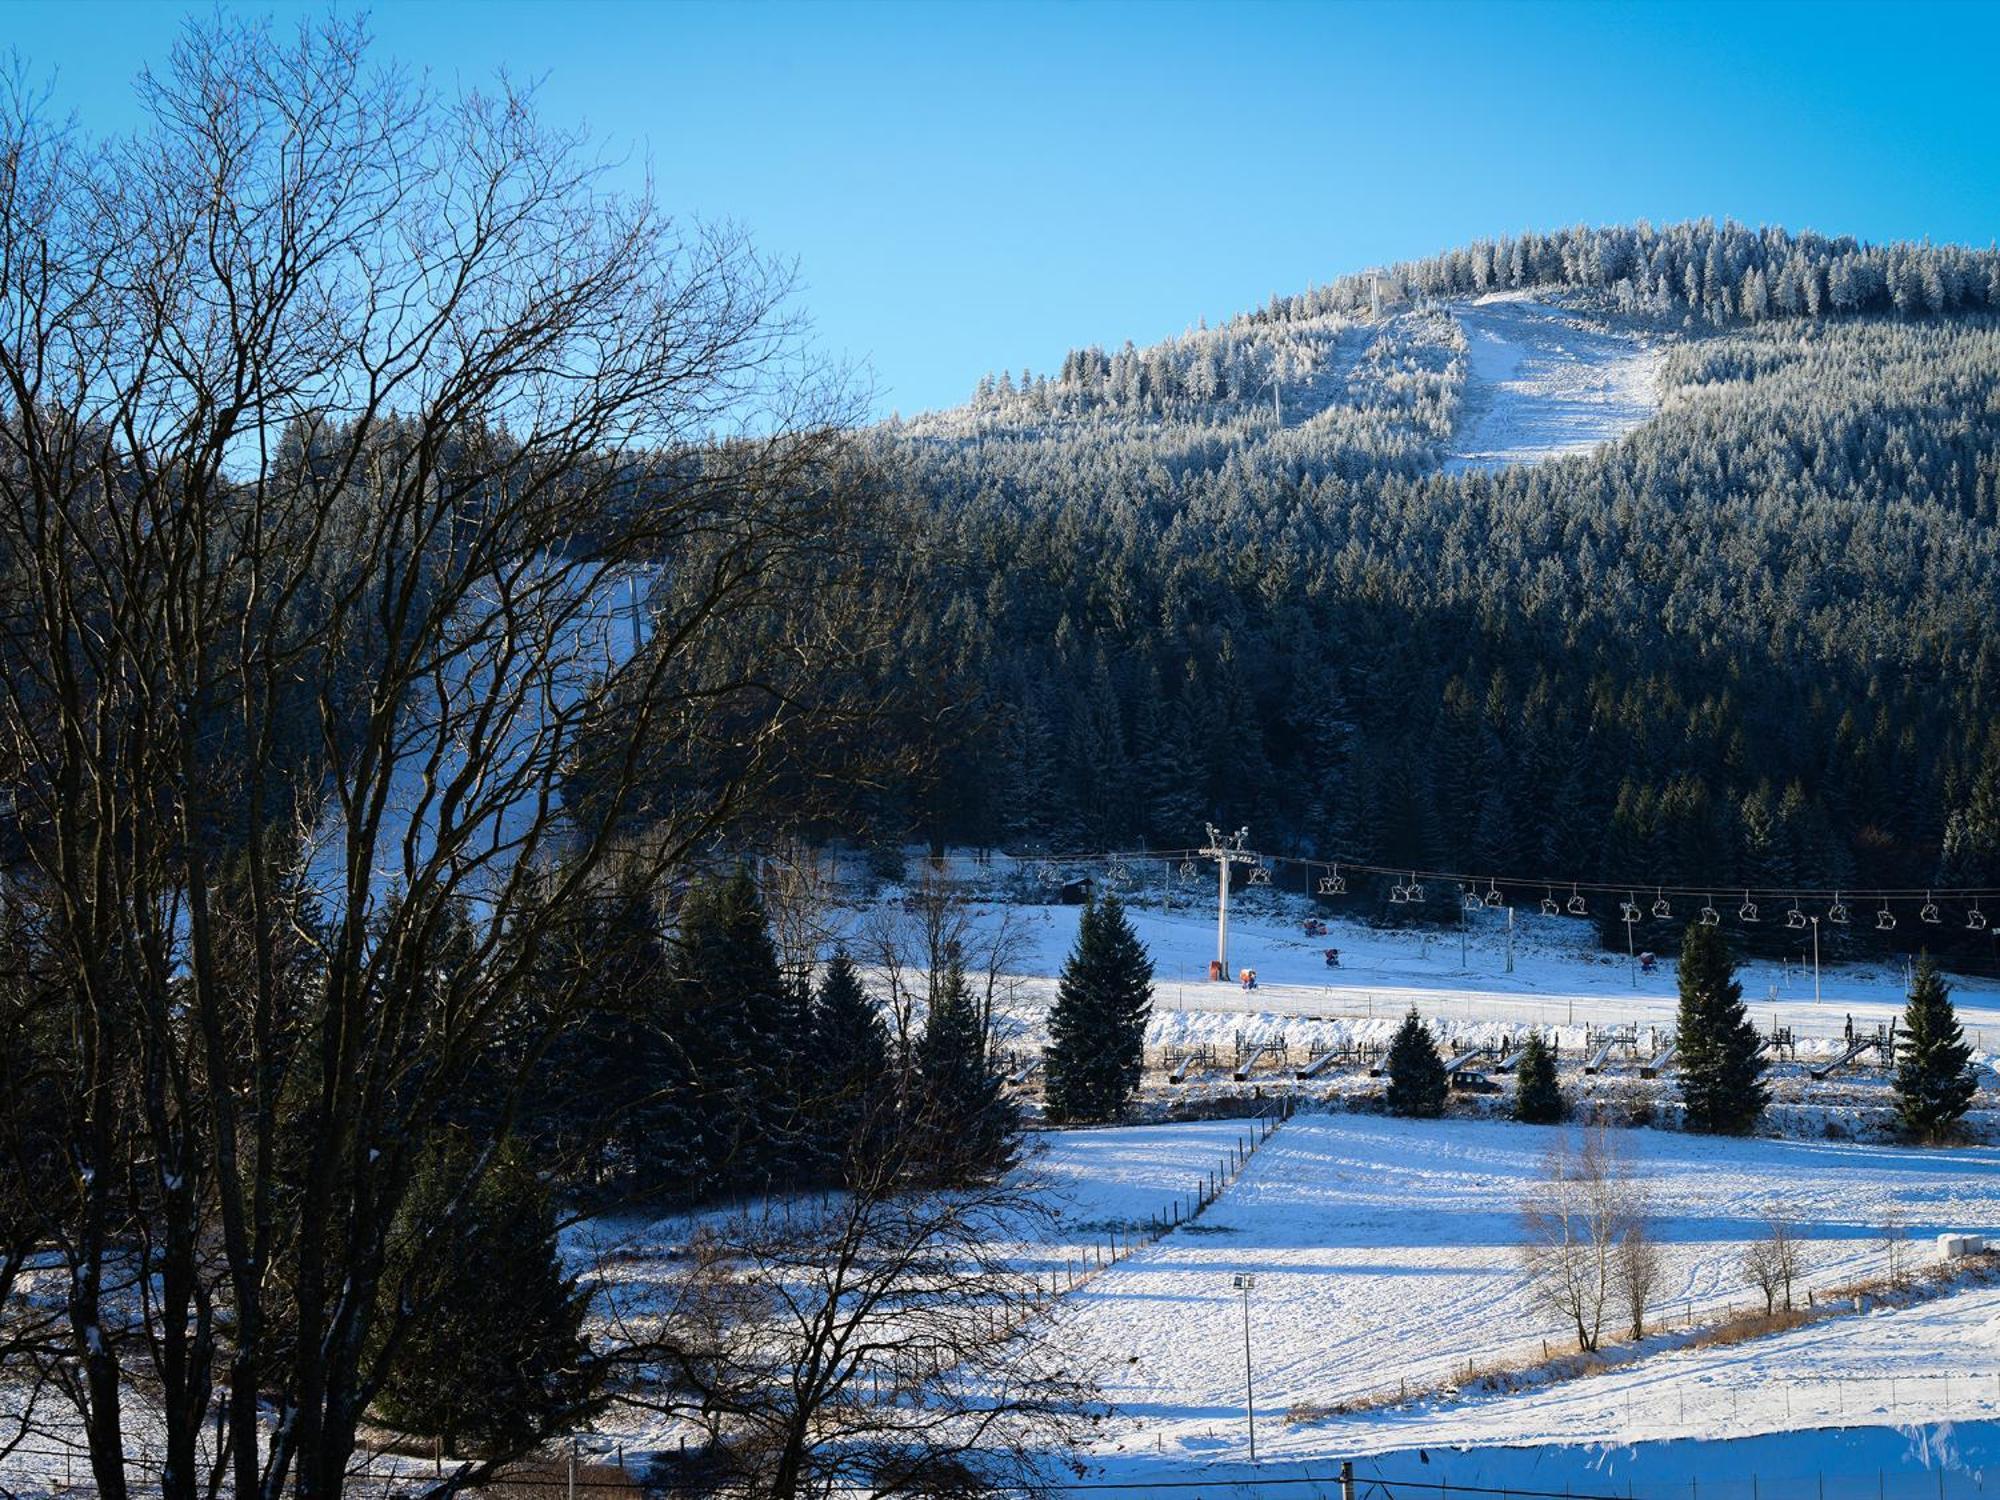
1442, 294, 1664, 472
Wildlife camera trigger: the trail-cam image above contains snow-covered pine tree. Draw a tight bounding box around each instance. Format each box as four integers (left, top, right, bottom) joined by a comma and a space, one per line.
1384, 1008, 1448, 1118
916, 946, 1018, 1182
1045, 894, 1155, 1122
1894, 953, 1977, 1142
1675, 922, 1768, 1134
1512, 1030, 1564, 1124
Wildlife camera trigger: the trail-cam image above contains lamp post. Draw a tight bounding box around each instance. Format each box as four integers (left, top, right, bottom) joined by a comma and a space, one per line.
1809, 916, 1821, 1004
1231, 1273, 1257, 1462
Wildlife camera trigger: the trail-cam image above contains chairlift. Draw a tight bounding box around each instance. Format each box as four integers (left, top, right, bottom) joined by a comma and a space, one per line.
1405, 874, 1426, 904
1389, 881, 1410, 905
1920, 893, 1941, 925
1827, 893, 1850, 925
1249, 862, 1273, 887
1970, 902, 1989, 932
1325, 865, 1347, 895
1567, 885, 1589, 917
1784, 902, 1807, 931
1483, 882, 1504, 909
1651, 889, 1672, 920
1698, 895, 1720, 927
1462, 886, 1484, 914
1540, 887, 1561, 917
1177, 860, 1197, 883
1875, 903, 1895, 932
1738, 892, 1760, 924
1620, 895, 1641, 925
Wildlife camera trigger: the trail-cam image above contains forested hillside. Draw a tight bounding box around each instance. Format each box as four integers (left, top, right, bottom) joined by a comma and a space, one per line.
882, 222, 2000, 935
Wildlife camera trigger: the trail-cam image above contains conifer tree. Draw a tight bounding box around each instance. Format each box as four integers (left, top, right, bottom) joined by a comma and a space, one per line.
811, 949, 892, 1175
1045, 894, 1155, 1122
1512, 1031, 1564, 1124
510, 872, 672, 1188
663, 867, 799, 1198
1675, 922, 1768, 1134
373, 1134, 601, 1457
1894, 953, 1977, 1142
916, 946, 1018, 1182
1384, 1008, 1448, 1118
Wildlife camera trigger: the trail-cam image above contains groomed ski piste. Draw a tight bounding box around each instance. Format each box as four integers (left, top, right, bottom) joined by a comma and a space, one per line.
1440, 291, 1666, 473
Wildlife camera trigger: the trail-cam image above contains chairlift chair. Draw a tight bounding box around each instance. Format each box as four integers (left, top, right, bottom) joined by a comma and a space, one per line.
1738, 892, 1760, 924
1462, 887, 1484, 914
1483, 882, 1504, 908
1541, 887, 1561, 917
1920, 893, 1941, 925
1249, 863, 1272, 887
1698, 896, 1721, 927
1651, 889, 1672, 920
1875, 904, 1896, 932
1969, 903, 1989, 932
1567, 885, 1589, 916
1620, 896, 1641, 925
1827, 894, 1850, 925
1389, 881, 1410, 905
1178, 860, 1197, 883
1785, 902, 1807, 931
1405, 874, 1426, 904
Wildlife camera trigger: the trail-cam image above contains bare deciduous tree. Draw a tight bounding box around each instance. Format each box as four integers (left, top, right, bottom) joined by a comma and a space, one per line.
861, 864, 1030, 1073
1742, 1208, 1806, 1316
0, 16, 912, 1500
607, 1098, 1093, 1500
1519, 1128, 1648, 1354
1615, 1216, 1665, 1341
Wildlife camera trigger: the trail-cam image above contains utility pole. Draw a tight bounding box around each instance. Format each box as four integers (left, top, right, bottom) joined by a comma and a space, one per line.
1202, 824, 1255, 980
1231, 1273, 1258, 1462
1505, 905, 1516, 974
1810, 916, 1821, 1004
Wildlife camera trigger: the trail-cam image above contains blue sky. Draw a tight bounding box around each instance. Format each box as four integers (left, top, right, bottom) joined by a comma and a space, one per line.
8, 1, 1996, 417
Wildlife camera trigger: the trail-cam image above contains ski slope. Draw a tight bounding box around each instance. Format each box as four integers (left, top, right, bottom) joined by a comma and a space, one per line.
1065, 1114, 2000, 1473
960, 899, 2000, 1063
1442, 293, 1665, 472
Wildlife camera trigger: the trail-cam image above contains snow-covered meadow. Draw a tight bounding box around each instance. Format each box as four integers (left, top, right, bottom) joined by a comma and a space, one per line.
1064, 1115, 2000, 1459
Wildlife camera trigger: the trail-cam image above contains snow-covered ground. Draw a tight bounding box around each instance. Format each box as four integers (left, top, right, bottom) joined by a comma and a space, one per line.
1067, 1114, 2000, 1487
955, 897, 2000, 1064
1441, 292, 1665, 472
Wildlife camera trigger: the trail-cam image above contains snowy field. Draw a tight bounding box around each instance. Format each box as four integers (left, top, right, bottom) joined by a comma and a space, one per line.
1441, 292, 1665, 472
952, 897, 2000, 1065
1057, 1114, 2000, 1492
